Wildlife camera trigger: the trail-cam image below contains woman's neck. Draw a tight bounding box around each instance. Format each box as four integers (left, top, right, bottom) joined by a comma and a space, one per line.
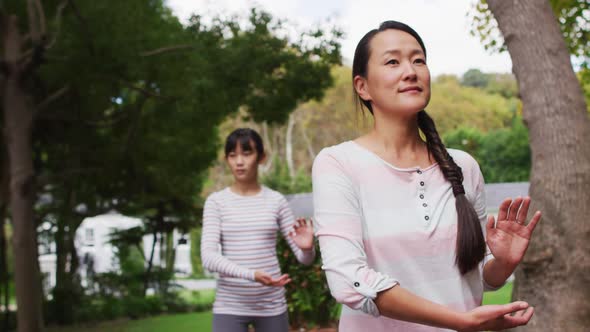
357, 111, 430, 168
230, 180, 261, 196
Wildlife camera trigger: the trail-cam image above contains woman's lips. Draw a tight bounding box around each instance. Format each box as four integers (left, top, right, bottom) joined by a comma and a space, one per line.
399, 86, 422, 92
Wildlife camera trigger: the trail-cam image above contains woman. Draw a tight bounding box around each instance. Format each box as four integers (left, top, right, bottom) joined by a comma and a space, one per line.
312, 21, 541, 331
201, 128, 315, 332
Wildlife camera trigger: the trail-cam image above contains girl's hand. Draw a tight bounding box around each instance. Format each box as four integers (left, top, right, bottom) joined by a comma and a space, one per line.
486, 197, 542, 270
254, 271, 291, 287
289, 218, 314, 251
458, 301, 534, 331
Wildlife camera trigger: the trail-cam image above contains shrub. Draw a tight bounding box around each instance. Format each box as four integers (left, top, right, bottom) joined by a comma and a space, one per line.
277, 238, 339, 328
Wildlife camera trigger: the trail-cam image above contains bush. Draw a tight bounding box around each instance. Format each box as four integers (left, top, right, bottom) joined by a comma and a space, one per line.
443, 118, 531, 183
277, 238, 339, 328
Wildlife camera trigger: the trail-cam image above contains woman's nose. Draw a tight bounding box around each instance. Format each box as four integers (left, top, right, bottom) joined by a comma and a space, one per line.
402, 62, 417, 80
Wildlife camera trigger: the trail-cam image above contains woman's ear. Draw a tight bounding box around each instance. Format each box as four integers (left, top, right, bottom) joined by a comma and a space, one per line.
258, 152, 267, 165
353, 75, 371, 102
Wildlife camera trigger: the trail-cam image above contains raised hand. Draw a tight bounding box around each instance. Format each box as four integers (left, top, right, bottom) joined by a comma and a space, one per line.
254, 271, 291, 287
460, 301, 534, 331
289, 218, 314, 251
486, 197, 542, 269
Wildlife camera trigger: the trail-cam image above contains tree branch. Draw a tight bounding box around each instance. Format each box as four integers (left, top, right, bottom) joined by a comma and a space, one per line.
45, 0, 70, 51
69, 0, 95, 55
27, 0, 41, 44
122, 94, 149, 156
140, 45, 194, 57
34, 0, 47, 37
35, 85, 70, 113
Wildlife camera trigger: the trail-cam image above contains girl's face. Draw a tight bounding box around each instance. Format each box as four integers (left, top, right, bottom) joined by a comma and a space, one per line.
355, 29, 431, 116
226, 140, 261, 183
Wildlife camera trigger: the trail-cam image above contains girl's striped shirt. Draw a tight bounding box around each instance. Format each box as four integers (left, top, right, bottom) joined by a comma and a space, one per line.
201, 186, 315, 316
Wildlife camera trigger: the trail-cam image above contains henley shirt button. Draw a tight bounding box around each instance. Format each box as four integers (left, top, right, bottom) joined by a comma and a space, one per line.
425, 216, 430, 221
423, 203, 427, 207
420, 194, 424, 199
420, 181, 425, 186
354, 282, 360, 287
417, 170, 422, 174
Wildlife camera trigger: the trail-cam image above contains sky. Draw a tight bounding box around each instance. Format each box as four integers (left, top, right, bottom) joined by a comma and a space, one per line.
166, 0, 513, 77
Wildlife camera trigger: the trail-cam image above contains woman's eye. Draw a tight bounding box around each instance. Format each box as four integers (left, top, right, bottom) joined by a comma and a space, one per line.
386, 59, 399, 65
414, 58, 426, 64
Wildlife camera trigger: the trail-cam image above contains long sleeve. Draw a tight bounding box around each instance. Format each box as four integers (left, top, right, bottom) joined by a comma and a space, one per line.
277, 195, 315, 265
312, 149, 398, 317
200, 195, 256, 281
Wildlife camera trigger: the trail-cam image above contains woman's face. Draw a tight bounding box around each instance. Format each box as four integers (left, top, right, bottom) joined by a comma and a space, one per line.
355, 29, 431, 116
226, 140, 261, 183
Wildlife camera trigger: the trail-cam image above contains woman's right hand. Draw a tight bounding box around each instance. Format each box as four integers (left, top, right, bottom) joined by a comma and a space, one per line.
254, 271, 291, 287
459, 301, 534, 331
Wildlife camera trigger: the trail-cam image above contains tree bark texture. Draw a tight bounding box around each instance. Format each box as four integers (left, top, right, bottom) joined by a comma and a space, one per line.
286, 113, 295, 178
487, 1, 590, 330
2, 14, 45, 332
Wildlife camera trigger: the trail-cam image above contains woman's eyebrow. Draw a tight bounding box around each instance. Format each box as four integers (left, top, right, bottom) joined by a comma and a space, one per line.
381, 48, 424, 57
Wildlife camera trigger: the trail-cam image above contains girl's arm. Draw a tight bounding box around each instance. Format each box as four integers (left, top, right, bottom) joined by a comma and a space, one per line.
200, 195, 256, 281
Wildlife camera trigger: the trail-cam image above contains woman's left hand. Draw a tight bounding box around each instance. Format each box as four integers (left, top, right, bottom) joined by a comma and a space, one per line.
486, 197, 542, 269
289, 218, 314, 250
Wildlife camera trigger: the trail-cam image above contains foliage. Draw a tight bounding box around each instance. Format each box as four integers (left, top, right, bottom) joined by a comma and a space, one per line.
1, 0, 341, 327
276, 239, 339, 328
189, 227, 205, 278
578, 67, 590, 109
443, 118, 531, 183
462, 68, 490, 88
261, 156, 312, 194
469, 0, 589, 65
429, 75, 517, 133
443, 127, 485, 162
461, 69, 519, 99
479, 119, 531, 183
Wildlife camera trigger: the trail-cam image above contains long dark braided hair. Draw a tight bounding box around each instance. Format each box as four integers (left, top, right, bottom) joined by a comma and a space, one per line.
352, 21, 485, 274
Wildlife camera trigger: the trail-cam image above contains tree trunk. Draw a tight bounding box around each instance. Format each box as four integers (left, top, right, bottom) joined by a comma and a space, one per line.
143, 226, 158, 294
299, 114, 316, 161
53, 186, 82, 324
1, 151, 10, 331
487, 1, 590, 330
285, 113, 295, 178
0, 203, 9, 332
53, 219, 78, 325
2, 14, 45, 332
260, 121, 273, 174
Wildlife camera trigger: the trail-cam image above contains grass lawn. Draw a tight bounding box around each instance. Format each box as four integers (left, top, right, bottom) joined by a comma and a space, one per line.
483, 282, 513, 305
46, 311, 213, 332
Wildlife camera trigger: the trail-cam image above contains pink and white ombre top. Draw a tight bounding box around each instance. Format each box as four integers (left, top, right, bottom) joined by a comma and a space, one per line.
312, 141, 499, 332
201, 186, 315, 316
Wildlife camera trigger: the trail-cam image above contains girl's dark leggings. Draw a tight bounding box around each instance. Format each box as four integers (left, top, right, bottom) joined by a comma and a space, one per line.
212, 311, 289, 332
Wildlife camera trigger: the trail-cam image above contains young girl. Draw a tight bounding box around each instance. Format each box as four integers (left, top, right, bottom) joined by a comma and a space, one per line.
312, 21, 542, 331
201, 128, 315, 332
